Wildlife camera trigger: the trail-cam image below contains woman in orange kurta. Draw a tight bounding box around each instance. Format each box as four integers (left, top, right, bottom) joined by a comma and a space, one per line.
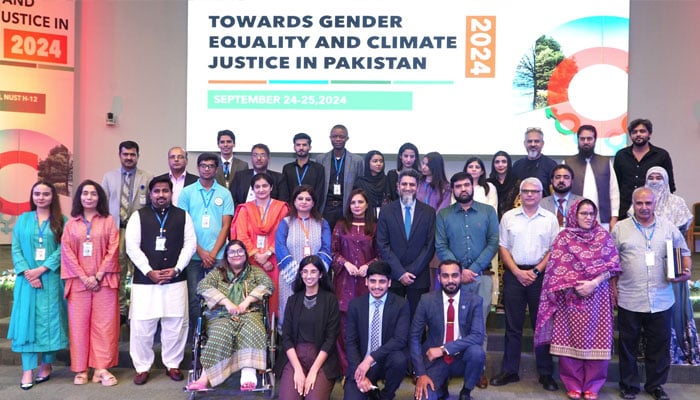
231, 173, 289, 319
61, 180, 120, 386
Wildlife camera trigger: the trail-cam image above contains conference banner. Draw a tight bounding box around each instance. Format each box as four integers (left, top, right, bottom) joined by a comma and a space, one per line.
187, 0, 629, 156
0, 0, 75, 243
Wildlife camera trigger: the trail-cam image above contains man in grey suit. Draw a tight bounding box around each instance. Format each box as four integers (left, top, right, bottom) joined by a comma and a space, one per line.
540, 164, 584, 230
214, 129, 248, 189
316, 124, 364, 229
411, 260, 485, 400
101, 140, 153, 322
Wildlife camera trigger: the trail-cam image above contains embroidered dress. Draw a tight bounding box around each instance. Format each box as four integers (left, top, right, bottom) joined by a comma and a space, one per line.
197, 264, 273, 387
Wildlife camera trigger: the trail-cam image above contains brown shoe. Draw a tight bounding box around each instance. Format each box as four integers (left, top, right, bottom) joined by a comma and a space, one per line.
166, 368, 184, 382
133, 371, 149, 385
477, 372, 488, 389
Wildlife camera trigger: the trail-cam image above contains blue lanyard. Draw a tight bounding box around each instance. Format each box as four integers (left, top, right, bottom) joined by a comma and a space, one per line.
199, 188, 215, 213
295, 163, 309, 186
152, 206, 170, 237
632, 217, 655, 250
36, 213, 49, 246
422, 182, 433, 205
333, 152, 345, 183
257, 198, 271, 222
82, 214, 93, 241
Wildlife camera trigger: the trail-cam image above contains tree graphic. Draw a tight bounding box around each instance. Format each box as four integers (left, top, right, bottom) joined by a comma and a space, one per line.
514, 35, 570, 109
37, 144, 73, 196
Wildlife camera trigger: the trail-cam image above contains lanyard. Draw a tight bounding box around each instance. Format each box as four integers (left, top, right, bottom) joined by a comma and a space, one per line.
257, 198, 271, 223
632, 217, 655, 250
295, 163, 309, 186
199, 188, 215, 213
297, 217, 310, 244
422, 182, 433, 205
82, 214, 93, 241
333, 152, 345, 183
152, 206, 170, 237
36, 213, 49, 246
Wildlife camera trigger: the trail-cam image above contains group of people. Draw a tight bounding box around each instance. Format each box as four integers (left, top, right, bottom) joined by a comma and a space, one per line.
7, 119, 697, 400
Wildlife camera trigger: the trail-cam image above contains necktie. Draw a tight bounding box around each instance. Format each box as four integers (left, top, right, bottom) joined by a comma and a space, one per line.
404, 206, 412, 238
119, 172, 131, 223
370, 299, 382, 352
224, 161, 230, 178
556, 198, 565, 227
445, 298, 454, 364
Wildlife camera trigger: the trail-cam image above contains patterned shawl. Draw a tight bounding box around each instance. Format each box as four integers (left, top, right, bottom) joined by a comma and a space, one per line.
534, 199, 621, 347
645, 166, 693, 231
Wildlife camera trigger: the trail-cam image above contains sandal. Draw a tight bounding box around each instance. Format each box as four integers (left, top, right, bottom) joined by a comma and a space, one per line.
583, 391, 598, 400
92, 369, 118, 387
240, 381, 257, 391
567, 390, 582, 399
186, 381, 209, 391
74, 371, 88, 385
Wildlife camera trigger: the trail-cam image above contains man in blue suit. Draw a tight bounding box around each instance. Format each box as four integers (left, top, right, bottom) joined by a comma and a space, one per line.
411, 260, 486, 400
344, 261, 410, 400
376, 168, 436, 317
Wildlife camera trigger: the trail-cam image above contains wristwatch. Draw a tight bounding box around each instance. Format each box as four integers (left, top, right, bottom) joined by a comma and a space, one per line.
440, 346, 449, 356
532, 268, 541, 278
173, 267, 181, 277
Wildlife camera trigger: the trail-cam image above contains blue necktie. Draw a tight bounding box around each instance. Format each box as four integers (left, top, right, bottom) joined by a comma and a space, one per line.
404, 206, 412, 238
224, 161, 230, 178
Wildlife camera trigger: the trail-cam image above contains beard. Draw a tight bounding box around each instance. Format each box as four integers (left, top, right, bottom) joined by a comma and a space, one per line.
552, 184, 572, 194
455, 192, 473, 204
527, 150, 541, 159
401, 193, 415, 205
578, 146, 594, 158
442, 282, 460, 295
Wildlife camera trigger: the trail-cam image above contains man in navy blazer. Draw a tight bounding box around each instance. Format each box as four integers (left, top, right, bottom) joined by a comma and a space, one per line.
411, 260, 486, 400
376, 168, 436, 317
344, 261, 410, 400
229, 143, 284, 205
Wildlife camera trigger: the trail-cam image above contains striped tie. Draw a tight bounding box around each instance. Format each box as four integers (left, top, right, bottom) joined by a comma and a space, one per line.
119, 172, 131, 223
370, 299, 382, 352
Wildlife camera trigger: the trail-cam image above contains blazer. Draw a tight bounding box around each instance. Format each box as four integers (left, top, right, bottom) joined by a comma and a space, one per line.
154, 171, 199, 187
345, 292, 410, 378
376, 199, 436, 289
409, 289, 485, 376
540, 193, 584, 217
101, 168, 153, 228
229, 169, 284, 206
214, 156, 248, 188
316, 150, 364, 212
276, 289, 341, 380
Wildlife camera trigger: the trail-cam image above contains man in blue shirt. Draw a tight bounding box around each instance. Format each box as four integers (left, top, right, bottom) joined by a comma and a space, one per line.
178, 152, 234, 340
435, 171, 499, 389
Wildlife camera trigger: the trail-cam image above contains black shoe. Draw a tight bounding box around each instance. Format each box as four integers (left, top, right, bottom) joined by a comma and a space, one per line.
438, 385, 449, 400
539, 375, 559, 391
490, 372, 520, 386
459, 387, 472, 400
647, 387, 669, 400
620, 388, 637, 399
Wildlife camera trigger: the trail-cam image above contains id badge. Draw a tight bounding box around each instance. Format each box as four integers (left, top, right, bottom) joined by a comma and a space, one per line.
333, 183, 341, 196
645, 251, 655, 267
303, 246, 312, 257
82, 241, 93, 257
139, 194, 147, 205
155, 236, 166, 251
201, 214, 211, 228
35, 247, 46, 261
256, 235, 266, 249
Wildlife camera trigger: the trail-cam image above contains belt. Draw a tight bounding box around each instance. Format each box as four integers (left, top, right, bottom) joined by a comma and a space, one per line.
517, 264, 536, 270
326, 199, 343, 207
120, 221, 129, 229
482, 270, 494, 276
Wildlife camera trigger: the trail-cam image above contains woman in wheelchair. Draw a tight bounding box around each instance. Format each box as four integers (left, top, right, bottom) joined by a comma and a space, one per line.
277, 255, 340, 400
186, 240, 274, 391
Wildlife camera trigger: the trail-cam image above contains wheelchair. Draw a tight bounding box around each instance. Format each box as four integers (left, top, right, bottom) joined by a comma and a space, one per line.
185, 294, 277, 399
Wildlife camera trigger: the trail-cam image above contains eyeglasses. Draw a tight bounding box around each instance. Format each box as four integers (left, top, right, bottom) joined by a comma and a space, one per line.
578, 212, 596, 217
251, 153, 268, 159
228, 249, 246, 256
198, 163, 216, 170
521, 189, 541, 195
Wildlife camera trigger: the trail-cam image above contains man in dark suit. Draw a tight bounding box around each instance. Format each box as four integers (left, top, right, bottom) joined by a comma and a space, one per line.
344, 261, 410, 400
539, 164, 584, 230
154, 146, 198, 207
376, 168, 436, 317
214, 129, 248, 189
411, 260, 486, 400
229, 143, 284, 206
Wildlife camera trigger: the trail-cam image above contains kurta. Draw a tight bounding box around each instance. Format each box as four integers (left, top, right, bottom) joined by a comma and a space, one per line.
232, 199, 289, 317
197, 265, 273, 387
7, 212, 69, 355
61, 214, 120, 370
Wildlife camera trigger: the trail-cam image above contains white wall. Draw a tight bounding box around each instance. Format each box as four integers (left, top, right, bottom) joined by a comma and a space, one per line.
76, 0, 700, 208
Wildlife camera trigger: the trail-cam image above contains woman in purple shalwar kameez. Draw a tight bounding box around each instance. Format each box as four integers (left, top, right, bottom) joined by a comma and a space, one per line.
535, 199, 622, 400
330, 189, 378, 375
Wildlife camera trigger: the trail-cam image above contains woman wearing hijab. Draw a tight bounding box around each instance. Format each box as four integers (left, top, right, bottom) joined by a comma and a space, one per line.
353, 150, 392, 218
